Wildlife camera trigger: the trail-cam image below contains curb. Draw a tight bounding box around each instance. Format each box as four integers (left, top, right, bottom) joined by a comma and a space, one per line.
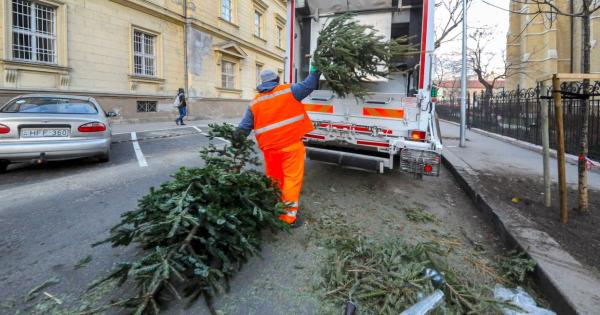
440, 119, 600, 174
442, 150, 600, 315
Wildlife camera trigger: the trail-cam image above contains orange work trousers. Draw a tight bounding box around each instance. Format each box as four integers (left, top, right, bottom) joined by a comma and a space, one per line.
262, 141, 306, 224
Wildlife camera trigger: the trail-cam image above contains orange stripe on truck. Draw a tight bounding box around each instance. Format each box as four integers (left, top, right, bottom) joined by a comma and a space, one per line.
304, 104, 333, 114
362, 107, 405, 119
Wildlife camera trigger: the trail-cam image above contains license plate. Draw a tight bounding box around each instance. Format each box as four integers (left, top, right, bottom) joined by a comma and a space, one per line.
21, 128, 69, 138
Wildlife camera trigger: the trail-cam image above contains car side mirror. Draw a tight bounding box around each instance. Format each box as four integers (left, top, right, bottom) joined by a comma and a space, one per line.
106, 111, 118, 117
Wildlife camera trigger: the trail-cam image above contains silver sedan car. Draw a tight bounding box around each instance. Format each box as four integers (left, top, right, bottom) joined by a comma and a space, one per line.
0, 94, 116, 172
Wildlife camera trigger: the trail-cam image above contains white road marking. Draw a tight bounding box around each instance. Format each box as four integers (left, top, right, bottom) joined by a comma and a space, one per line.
113, 126, 195, 135
217, 137, 231, 144
130, 132, 148, 167
193, 125, 231, 144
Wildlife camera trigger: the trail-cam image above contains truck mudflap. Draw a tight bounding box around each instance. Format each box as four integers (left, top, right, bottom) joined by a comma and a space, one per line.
399, 149, 441, 177
390, 138, 442, 177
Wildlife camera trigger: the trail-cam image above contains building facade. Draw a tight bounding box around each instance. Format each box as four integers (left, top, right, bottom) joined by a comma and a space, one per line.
0, 0, 287, 121
506, 0, 600, 90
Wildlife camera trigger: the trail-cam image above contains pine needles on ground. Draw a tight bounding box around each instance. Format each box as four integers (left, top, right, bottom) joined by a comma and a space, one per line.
318, 215, 510, 315
88, 124, 289, 315
405, 206, 437, 223
497, 250, 537, 284
313, 14, 415, 98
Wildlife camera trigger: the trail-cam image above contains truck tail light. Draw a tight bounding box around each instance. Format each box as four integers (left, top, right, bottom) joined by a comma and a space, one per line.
78, 122, 106, 132
410, 130, 426, 141
424, 164, 433, 173
0, 124, 10, 134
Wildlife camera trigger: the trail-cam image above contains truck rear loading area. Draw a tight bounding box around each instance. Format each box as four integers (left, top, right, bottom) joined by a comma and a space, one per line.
285, 0, 442, 176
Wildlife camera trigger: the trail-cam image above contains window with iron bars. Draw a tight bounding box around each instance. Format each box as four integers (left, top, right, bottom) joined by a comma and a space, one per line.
133, 30, 156, 77
12, 0, 57, 64
221, 61, 235, 89
136, 101, 157, 113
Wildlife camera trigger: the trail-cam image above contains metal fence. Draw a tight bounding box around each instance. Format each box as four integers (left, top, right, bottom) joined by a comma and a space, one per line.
437, 81, 600, 160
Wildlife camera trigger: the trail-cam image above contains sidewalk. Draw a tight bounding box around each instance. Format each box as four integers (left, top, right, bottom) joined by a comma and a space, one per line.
440, 121, 600, 315
110, 118, 241, 135
440, 121, 600, 189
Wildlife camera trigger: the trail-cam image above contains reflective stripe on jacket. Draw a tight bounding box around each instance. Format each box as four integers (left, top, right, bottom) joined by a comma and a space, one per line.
250, 83, 314, 150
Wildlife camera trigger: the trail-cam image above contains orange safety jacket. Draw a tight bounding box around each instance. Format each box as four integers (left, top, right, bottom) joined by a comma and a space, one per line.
250, 83, 314, 151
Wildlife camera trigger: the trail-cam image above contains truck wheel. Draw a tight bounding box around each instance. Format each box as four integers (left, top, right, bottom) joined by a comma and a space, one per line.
0, 161, 9, 173
98, 150, 111, 163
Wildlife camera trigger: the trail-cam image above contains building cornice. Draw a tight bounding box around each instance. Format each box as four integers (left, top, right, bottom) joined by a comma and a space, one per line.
190, 19, 285, 61
0, 87, 175, 98
0, 59, 71, 73
109, 0, 184, 24
108, 0, 284, 61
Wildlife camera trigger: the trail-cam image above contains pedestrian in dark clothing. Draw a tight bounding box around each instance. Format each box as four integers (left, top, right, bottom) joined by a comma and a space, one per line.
175, 88, 187, 126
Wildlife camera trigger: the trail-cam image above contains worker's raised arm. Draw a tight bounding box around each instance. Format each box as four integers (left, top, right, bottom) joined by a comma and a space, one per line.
290, 68, 320, 101
237, 107, 254, 136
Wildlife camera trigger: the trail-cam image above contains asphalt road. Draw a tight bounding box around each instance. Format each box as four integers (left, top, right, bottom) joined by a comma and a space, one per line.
0, 128, 508, 315
0, 127, 221, 313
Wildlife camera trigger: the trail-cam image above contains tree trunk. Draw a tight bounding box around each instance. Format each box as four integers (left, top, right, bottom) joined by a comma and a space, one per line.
578, 8, 591, 213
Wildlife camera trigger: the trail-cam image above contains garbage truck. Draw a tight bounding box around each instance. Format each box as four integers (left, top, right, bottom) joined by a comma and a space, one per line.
284, 0, 442, 176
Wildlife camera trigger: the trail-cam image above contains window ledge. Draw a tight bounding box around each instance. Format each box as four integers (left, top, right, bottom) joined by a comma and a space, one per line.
253, 35, 267, 43
215, 87, 242, 93
276, 46, 285, 52
218, 17, 240, 29
0, 59, 70, 74
129, 75, 165, 83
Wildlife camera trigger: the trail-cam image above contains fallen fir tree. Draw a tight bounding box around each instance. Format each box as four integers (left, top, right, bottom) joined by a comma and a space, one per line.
87, 124, 289, 315
313, 14, 416, 98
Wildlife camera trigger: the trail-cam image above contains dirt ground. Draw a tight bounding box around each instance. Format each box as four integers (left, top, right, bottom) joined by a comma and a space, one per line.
171, 162, 544, 314
4, 162, 548, 315
477, 173, 600, 272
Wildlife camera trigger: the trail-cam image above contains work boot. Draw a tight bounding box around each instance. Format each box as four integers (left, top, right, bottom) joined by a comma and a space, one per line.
290, 216, 304, 229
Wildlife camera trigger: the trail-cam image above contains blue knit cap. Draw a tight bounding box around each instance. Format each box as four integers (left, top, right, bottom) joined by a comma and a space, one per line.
260, 70, 279, 84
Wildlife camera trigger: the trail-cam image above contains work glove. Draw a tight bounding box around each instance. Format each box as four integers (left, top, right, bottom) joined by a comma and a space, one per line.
309, 57, 318, 73
232, 128, 250, 149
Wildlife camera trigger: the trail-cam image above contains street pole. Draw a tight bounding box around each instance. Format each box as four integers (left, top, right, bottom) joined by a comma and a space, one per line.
459, 0, 467, 147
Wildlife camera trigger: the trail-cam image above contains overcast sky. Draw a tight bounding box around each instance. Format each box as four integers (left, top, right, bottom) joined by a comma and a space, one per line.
436, 0, 510, 73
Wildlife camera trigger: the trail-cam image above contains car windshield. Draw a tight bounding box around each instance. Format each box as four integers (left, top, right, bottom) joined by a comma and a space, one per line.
0, 97, 98, 114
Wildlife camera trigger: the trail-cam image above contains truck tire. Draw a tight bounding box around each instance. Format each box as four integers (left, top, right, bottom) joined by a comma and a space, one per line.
0, 161, 9, 173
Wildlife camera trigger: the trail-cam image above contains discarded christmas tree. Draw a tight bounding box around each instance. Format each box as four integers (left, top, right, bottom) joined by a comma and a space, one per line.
89, 124, 288, 314
313, 14, 415, 98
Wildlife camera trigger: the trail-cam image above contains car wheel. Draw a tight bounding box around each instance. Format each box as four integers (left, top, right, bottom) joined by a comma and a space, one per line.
0, 161, 9, 173
98, 150, 111, 163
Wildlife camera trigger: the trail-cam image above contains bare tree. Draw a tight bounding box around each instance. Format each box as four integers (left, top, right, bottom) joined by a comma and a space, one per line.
434, 55, 463, 101
468, 29, 508, 96
434, 54, 461, 86
435, 0, 473, 49
468, 27, 534, 96
508, 0, 600, 213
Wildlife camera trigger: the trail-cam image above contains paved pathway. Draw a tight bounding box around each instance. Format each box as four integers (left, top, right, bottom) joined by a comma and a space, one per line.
440, 121, 600, 189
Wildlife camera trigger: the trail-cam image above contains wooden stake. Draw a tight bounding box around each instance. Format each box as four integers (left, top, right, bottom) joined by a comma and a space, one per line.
540, 85, 551, 208
553, 75, 568, 224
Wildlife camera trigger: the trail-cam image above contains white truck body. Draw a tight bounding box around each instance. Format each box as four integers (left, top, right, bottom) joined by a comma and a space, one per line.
285, 0, 442, 175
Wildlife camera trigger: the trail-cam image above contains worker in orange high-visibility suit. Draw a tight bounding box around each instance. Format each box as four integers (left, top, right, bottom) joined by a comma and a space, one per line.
238, 67, 320, 227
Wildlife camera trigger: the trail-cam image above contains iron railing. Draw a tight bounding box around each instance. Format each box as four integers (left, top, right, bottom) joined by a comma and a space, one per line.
437, 81, 600, 160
